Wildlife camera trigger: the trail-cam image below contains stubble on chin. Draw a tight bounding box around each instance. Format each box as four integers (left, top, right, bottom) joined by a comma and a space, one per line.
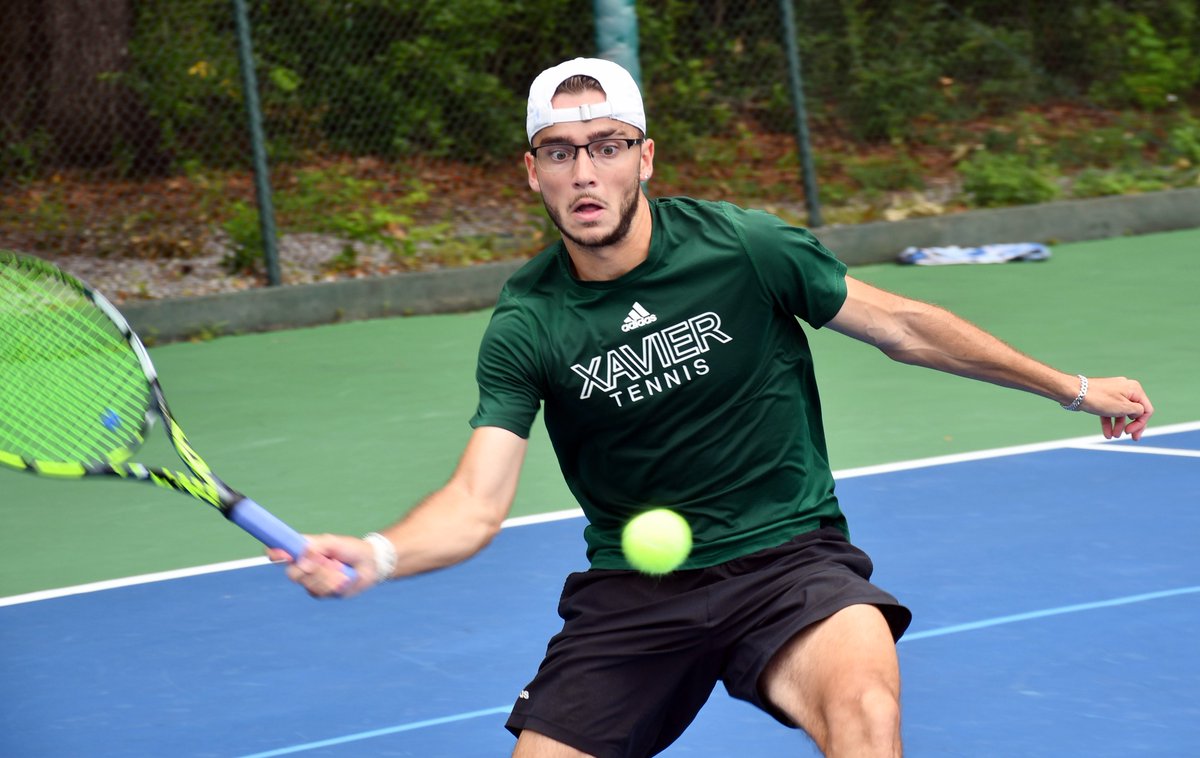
542, 178, 642, 250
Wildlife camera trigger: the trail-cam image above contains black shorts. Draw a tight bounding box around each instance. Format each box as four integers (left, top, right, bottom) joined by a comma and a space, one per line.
504, 526, 911, 758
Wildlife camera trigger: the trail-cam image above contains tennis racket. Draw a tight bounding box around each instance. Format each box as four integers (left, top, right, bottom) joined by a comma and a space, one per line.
0, 250, 354, 581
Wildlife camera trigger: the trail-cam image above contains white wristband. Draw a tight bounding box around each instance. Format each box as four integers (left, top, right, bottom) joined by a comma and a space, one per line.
1061, 375, 1088, 411
362, 532, 397, 583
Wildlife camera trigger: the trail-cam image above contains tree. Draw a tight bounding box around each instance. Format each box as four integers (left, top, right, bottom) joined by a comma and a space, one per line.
0, 0, 168, 175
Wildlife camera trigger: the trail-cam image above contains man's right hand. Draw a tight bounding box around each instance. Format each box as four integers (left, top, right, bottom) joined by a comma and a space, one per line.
268, 534, 378, 598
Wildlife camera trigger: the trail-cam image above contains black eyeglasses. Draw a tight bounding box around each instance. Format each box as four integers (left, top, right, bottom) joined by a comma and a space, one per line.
530, 138, 645, 172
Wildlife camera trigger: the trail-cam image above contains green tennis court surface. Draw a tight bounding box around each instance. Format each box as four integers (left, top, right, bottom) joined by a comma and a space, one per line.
1, 227, 1196, 596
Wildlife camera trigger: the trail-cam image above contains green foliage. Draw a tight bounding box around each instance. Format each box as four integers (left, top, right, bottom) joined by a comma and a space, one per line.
976, 113, 1056, 170
7, 0, 1200, 262
1166, 115, 1200, 164
124, 0, 247, 167
1050, 124, 1148, 170
794, 1, 1060, 140
247, 0, 590, 162
219, 163, 478, 273
0, 127, 53, 182
960, 152, 1061, 208
637, 1, 747, 146
11, 0, 1200, 179
221, 201, 264, 273
843, 153, 924, 193
945, 23, 1041, 116
836, 1, 949, 141
1085, 3, 1200, 109
112, 0, 596, 169
1070, 168, 1169, 198
323, 244, 359, 274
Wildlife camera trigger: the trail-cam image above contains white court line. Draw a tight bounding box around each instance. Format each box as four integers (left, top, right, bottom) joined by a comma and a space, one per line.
832, 419, 1200, 480
0, 557, 271, 607
4, 420, 1198, 608
1068, 443, 1200, 458
502, 507, 584, 527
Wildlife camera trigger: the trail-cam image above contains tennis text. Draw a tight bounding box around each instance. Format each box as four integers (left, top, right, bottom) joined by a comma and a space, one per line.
570, 311, 732, 406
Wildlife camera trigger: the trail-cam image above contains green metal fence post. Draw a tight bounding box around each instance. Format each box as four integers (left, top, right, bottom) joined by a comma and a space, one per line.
779, 0, 823, 228
232, 0, 281, 286
594, 0, 645, 194
593, 0, 642, 87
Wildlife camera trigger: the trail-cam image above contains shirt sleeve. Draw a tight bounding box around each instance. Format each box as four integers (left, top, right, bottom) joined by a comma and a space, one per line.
469, 291, 543, 438
728, 205, 848, 328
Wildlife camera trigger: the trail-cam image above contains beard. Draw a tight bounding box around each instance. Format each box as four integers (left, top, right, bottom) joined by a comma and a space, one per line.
542, 177, 642, 250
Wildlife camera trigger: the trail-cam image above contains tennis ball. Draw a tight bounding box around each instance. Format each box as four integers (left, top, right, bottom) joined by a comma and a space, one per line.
622, 508, 692, 575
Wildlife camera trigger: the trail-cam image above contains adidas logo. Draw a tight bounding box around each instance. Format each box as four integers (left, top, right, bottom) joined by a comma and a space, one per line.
621, 302, 658, 332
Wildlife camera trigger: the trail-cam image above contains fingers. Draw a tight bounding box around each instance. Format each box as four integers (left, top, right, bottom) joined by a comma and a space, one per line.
1100, 416, 1118, 440
288, 549, 358, 598
1088, 377, 1153, 441
266, 547, 292, 563
1104, 413, 1146, 441
1123, 408, 1152, 441
1131, 388, 1155, 441
1118, 381, 1153, 441
266, 535, 374, 599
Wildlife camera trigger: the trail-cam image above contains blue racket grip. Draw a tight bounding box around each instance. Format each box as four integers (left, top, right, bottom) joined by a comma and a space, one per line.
229, 498, 358, 583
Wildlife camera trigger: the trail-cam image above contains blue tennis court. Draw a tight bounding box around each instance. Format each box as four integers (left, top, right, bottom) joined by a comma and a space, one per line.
4, 423, 1197, 757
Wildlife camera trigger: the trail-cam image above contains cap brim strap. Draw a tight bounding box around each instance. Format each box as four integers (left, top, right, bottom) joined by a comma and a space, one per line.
548, 101, 616, 124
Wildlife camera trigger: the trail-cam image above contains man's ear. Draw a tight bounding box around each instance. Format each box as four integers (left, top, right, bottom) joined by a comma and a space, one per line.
525, 151, 541, 193
639, 138, 655, 182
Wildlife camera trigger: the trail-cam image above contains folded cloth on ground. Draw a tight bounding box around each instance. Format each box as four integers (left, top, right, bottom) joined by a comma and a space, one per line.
898, 243, 1050, 265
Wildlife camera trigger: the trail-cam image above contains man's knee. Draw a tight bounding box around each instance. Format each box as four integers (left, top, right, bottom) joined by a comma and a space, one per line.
822, 678, 901, 746
760, 604, 902, 754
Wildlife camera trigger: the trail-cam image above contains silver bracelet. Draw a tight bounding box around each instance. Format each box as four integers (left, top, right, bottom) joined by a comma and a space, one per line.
362, 532, 397, 583
1061, 375, 1088, 411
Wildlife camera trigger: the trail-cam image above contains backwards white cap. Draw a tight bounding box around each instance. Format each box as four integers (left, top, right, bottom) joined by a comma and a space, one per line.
526, 57, 646, 143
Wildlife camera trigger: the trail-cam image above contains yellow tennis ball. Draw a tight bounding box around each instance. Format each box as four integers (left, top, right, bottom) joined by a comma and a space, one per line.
622, 508, 692, 575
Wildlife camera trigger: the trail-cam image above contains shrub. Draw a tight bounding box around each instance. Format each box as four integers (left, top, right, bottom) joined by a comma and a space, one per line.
1071, 168, 1168, 198
960, 151, 1061, 208
1085, 6, 1200, 110
1167, 115, 1200, 164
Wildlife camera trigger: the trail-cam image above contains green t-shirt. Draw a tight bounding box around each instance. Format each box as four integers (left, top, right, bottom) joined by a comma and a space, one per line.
470, 197, 849, 569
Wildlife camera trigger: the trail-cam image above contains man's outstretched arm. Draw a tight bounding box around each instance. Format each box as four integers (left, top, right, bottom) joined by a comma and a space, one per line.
274, 425, 529, 597
826, 276, 1153, 440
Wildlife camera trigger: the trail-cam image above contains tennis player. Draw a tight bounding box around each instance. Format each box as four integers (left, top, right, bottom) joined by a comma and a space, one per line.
277, 58, 1154, 757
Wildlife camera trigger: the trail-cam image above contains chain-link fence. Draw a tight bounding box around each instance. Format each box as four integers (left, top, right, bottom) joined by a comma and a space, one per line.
3, 0, 1198, 297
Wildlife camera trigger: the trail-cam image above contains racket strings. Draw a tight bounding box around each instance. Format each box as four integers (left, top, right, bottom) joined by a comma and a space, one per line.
2, 365, 145, 462
1, 301, 145, 462
0, 263, 150, 465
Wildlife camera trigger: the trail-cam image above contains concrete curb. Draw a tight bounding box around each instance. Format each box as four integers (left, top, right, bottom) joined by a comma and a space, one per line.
125, 260, 524, 344
124, 188, 1199, 342
819, 186, 1200, 265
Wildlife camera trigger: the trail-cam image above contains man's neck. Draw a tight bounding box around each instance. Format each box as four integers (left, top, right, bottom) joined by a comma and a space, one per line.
564, 196, 653, 282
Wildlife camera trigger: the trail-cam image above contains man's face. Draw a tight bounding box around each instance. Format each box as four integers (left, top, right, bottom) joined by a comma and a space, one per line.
525, 89, 653, 250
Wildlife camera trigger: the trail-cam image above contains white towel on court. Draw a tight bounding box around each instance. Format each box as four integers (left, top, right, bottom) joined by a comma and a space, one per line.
898, 243, 1050, 265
